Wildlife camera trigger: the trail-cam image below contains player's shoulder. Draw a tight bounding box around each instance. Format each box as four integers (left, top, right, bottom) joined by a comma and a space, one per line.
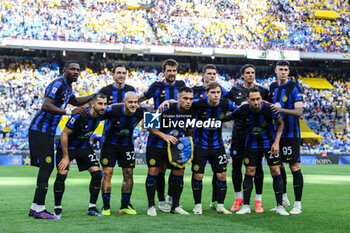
192, 85, 204, 91
269, 81, 278, 89
124, 84, 136, 91
48, 77, 64, 88
99, 84, 113, 92
175, 80, 186, 87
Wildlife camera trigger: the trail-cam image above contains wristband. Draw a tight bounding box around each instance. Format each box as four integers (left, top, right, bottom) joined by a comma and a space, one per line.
66, 109, 72, 115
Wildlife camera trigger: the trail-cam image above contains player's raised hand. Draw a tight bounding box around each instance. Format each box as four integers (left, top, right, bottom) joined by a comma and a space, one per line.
163, 134, 178, 145
72, 106, 89, 116
58, 157, 70, 172
271, 141, 279, 155
158, 100, 170, 112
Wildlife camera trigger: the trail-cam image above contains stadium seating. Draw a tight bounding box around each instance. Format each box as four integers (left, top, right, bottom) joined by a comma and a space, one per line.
1, 60, 349, 153
0, 0, 349, 52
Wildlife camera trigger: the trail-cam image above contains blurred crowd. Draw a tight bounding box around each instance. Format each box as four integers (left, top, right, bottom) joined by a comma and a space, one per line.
1, 58, 350, 154
0, 0, 349, 52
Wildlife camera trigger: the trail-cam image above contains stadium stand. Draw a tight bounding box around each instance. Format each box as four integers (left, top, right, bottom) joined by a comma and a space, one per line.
0, 0, 349, 52
0, 59, 349, 153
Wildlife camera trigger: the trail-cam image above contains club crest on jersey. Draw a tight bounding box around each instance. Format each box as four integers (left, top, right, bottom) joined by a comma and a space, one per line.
200, 94, 203, 98
238, 92, 242, 96
162, 90, 166, 94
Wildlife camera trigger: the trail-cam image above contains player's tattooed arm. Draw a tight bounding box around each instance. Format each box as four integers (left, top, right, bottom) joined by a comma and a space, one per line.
271, 117, 284, 155
148, 129, 178, 145
59, 127, 73, 172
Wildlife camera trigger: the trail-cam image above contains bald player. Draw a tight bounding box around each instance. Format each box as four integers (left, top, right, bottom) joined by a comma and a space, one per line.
100, 92, 146, 215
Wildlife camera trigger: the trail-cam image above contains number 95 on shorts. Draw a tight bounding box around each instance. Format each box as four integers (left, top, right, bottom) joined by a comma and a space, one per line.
280, 138, 301, 163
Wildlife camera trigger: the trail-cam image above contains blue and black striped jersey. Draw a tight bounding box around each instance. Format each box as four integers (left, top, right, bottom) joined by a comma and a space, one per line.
102, 105, 145, 146
147, 103, 196, 149
29, 78, 75, 136
192, 85, 230, 99
226, 84, 269, 135
269, 80, 303, 138
99, 84, 135, 105
227, 103, 280, 149
144, 80, 186, 109
57, 107, 101, 150
192, 98, 236, 149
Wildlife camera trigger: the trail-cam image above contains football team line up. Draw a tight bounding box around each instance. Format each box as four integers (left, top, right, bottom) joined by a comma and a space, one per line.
27, 59, 304, 219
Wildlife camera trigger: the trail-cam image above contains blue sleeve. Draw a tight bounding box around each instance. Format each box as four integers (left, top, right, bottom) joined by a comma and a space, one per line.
66, 115, 81, 130
228, 100, 237, 111
144, 83, 157, 99
222, 87, 229, 98
292, 84, 303, 102
45, 81, 62, 100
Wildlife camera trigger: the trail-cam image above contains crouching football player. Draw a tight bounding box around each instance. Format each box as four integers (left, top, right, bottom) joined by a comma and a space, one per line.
53, 93, 107, 218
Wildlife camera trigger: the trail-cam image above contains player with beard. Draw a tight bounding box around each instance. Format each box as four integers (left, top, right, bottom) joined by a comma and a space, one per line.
224, 87, 288, 215
225, 64, 269, 213
53, 93, 107, 218
138, 59, 185, 213
146, 87, 196, 216
100, 92, 146, 215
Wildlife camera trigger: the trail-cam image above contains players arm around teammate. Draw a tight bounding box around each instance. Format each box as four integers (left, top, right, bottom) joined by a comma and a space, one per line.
100, 92, 144, 216
53, 93, 107, 218
145, 87, 195, 216
225, 87, 288, 215
269, 60, 304, 214
191, 82, 236, 215
28, 60, 93, 219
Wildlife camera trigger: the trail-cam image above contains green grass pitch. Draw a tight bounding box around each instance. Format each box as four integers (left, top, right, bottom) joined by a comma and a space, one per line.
0, 165, 349, 233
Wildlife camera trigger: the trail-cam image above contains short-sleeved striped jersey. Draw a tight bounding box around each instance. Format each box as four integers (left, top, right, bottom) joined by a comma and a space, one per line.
29, 78, 75, 136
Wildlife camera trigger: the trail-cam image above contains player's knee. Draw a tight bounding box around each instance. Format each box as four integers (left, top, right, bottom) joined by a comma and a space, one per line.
216, 172, 226, 181
148, 167, 159, 176
245, 166, 256, 176
289, 162, 300, 172
269, 166, 280, 176
91, 170, 103, 181
56, 173, 67, 182
193, 173, 204, 181
172, 169, 184, 176
103, 168, 113, 179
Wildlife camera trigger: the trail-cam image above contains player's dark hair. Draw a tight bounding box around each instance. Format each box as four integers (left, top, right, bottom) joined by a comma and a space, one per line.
178, 86, 193, 94
64, 60, 79, 69
240, 64, 255, 75
92, 93, 106, 102
162, 59, 178, 72
202, 64, 217, 74
276, 60, 290, 67
205, 82, 221, 92
112, 65, 126, 74
247, 87, 261, 98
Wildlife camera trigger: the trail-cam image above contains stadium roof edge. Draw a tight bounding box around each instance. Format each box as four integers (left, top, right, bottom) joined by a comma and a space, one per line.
1, 39, 349, 61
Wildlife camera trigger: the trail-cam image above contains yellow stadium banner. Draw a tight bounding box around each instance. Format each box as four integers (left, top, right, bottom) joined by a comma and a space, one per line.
300, 120, 322, 142
313, 10, 340, 20
301, 78, 334, 89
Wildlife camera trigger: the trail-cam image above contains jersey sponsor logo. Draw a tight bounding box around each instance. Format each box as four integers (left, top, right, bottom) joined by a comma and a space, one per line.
143, 111, 161, 129
244, 158, 250, 165
45, 156, 52, 164
102, 158, 109, 165
149, 158, 156, 166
